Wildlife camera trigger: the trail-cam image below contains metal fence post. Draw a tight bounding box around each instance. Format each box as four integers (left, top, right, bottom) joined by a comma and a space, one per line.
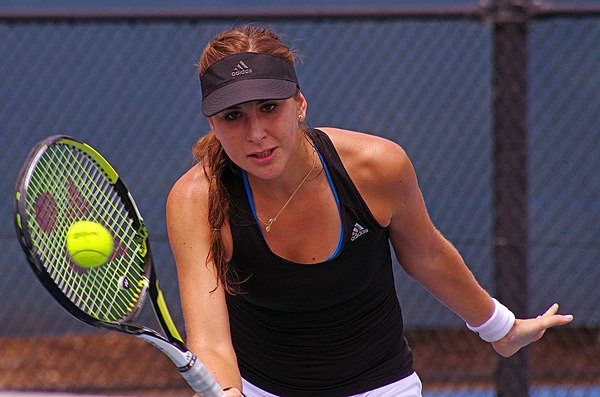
488, 0, 530, 395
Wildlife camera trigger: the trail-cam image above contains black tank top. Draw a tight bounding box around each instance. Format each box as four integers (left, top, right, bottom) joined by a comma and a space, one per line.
223, 129, 414, 397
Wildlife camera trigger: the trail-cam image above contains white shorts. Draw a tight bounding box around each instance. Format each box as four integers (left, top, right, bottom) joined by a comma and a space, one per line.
241, 372, 423, 397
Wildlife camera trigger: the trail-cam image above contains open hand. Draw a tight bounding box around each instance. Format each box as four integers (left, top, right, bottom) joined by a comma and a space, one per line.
491, 303, 573, 357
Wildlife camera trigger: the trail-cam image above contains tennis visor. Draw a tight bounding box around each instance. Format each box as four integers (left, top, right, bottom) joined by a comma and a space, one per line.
200, 52, 300, 117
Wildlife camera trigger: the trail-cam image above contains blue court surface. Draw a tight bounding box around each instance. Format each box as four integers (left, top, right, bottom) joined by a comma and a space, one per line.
2, 386, 600, 396
425, 386, 600, 397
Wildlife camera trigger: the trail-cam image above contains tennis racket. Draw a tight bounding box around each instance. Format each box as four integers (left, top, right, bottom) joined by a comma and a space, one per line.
14, 135, 224, 397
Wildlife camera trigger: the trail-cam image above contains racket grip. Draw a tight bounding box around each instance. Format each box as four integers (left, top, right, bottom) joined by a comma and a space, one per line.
180, 355, 225, 397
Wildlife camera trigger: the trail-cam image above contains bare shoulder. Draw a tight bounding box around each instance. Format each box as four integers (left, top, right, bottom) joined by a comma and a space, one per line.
318, 127, 411, 181
318, 127, 414, 226
167, 163, 210, 219
319, 126, 402, 154
167, 162, 233, 263
166, 163, 216, 268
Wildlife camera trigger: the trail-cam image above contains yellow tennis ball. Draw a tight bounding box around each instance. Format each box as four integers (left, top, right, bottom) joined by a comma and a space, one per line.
66, 221, 114, 268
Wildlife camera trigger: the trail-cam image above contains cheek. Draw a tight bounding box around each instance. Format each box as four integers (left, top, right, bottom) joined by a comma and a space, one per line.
212, 130, 242, 159
216, 137, 238, 159
213, 123, 243, 144
278, 113, 302, 137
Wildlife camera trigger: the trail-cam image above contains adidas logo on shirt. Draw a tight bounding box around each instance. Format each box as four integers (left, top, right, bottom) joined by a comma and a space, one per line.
231, 60, 252, 76
351, 223, 369, 241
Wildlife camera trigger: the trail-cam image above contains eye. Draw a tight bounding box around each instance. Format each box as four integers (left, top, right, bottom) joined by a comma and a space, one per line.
260, 102, 278, 112
224, 111, 241, 121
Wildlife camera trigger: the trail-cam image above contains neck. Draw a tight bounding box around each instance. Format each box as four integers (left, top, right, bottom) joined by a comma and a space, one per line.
248, 138, 318, 200
246, 137, 320, 233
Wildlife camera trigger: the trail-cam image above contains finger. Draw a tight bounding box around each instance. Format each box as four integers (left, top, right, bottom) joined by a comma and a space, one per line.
546, 314, 574, 329
542, 303, 573, 320
543, 303, 560, 316
540, 306, 573, 328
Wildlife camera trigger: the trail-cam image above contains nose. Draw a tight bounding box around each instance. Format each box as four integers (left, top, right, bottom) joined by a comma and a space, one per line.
245, 115, 266, 144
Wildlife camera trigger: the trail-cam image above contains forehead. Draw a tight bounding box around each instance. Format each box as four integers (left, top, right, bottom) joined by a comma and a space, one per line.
216, 98, 294, 114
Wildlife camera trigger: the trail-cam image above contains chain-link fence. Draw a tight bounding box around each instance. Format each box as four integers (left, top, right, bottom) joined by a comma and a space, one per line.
0, 2, 599, 396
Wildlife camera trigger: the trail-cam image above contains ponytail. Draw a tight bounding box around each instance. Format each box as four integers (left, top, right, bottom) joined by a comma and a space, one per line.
193, 133, 237, 294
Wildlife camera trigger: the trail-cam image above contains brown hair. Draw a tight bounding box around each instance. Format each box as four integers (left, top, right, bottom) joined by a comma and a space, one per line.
194, 26, 298, 294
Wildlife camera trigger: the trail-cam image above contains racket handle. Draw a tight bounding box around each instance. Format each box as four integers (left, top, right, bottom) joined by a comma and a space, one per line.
180, 355, 225, 397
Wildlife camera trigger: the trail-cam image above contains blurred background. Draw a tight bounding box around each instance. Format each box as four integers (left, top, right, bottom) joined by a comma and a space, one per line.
1, 0, 599, 396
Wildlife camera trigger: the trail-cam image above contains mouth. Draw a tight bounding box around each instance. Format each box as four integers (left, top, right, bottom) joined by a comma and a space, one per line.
249, 148, 275, 159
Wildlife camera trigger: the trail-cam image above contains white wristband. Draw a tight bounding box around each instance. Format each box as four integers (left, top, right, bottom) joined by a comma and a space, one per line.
466, 298, 515, 342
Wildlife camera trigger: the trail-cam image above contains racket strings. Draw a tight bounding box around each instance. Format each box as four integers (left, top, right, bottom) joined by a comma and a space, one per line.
31, 145, 142, 319
25, 142, 146, 322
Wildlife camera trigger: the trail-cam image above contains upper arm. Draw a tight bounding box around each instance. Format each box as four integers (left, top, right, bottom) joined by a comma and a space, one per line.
166, 166, 234, 353
383, 147, 440, 265
322, 127, 448, 276
363, 135, 493, 324
323, 127, 494, 324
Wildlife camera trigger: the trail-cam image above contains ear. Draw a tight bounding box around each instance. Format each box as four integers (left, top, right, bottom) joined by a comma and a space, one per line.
295, 91, 307, 120
208, 117, 216, 132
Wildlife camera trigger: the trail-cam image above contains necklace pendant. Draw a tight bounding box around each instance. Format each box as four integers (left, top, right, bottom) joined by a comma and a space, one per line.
265, 219, 275, 233
258, 150, 316, 234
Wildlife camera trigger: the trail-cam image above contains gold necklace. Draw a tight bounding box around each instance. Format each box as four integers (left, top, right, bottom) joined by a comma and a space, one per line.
257, 153, 317, 233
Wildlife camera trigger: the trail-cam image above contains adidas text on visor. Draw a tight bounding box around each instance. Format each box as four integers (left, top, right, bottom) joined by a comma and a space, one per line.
200, 52, 300, 117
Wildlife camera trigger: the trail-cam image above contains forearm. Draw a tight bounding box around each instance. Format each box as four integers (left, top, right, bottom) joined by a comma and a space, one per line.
192, 345, 242, 392
401, 236, 494, 327
384, 147, 572, 357
402, 237, 522, 347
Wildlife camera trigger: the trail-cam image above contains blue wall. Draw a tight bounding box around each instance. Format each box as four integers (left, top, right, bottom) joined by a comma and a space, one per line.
1, 8, 598, 336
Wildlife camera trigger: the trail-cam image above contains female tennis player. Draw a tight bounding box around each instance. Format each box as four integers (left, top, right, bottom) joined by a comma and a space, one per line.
166, 25, 574, 397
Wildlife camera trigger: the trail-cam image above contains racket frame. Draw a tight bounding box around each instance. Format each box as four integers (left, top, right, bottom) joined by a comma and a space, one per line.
14, 135, 223, 396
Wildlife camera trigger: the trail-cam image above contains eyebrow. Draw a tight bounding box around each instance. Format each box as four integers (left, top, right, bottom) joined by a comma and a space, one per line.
222, 99, 277, 112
